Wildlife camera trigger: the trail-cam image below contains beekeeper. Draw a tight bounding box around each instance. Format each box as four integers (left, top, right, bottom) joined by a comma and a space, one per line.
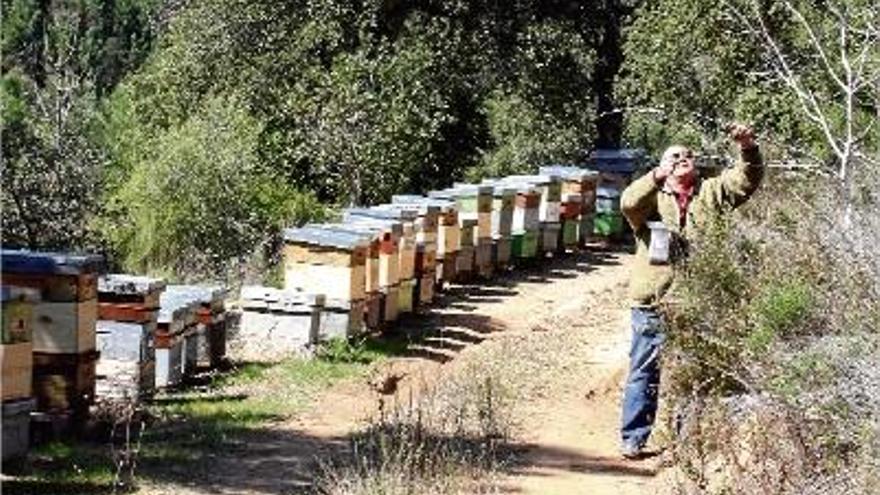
618, 123, 764, 458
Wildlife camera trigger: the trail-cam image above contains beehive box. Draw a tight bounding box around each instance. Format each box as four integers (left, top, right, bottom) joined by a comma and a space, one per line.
398, 279, 415, 313
2, 397, 35, 461
377, 204, 438, 278
2, 287, 38, 402
594, 212, 625, 237
503, 175, 562, 223
181, 324, 201, 378
95, 358, 155, 402
98, 274, 166, 312
487, 184, 515, 239
339, 217, 402, 290
596, 185, 622, 214
364, 291, 382, 330
539, 166, 599, 214
320, 298, 365, 339
347, 207, 418, 282
455, 246, 475, 282
2, 341, 33, 402
493, 238, 512, 269
322, 222, 382, 296
238, 286, 324, 361
96, 275, 164, 400
452, 185, 493, 240
390, 196, 459, 289
95, 320, 154, 364
509, 184, 541, 233
475, 243, 493, 278
154, 337, 183, 389
438, 253, 457, 286
1, 251, 102, 354
283, 226, 369, 302
416, 273, 435, 305
154, 295, 195, 388
560, 193, 583, 221
562, 220, 580, 250
3, 286, 39, 345
380, 285, 399, 323
579, 214, 595, 246
32, 350, 98, 412
164, 284, 227, 369
539, 222, 562, 254
512, 230, 539, 259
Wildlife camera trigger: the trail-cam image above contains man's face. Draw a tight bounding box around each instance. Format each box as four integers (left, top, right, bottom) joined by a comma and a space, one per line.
662, 145, 697, 185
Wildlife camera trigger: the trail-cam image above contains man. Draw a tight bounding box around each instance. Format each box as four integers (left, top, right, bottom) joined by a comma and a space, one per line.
619, 123, 764, 459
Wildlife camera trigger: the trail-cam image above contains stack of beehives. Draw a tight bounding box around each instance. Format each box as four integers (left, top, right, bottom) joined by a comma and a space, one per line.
2, 285, 39, 460
164, 285, 228, 370
283, 226, 369, 338
95, 274, 165, 402
276, 165, 601, 341
1, 251, 103, 430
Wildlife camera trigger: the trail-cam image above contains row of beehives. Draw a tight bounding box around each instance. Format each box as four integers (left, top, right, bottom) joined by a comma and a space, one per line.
0, 165, 628, 460
237, 166, 625, 351
0, 253, 228, 460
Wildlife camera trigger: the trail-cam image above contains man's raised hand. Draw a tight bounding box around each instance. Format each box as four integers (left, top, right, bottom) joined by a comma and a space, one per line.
727, 123, 757, 150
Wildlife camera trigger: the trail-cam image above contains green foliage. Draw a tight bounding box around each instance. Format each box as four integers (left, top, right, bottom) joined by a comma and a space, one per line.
1, 0, 161, 249
618, 0, 878, 164
98, 94, 324, 279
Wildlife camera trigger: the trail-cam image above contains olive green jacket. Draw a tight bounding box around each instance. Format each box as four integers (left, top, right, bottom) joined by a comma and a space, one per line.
621, 147, 764, 305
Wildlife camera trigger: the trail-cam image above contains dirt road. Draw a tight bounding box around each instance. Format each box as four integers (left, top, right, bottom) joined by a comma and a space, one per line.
143, 248, 660, 494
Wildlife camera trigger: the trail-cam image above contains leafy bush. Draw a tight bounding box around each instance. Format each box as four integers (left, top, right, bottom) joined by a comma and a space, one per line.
662, 170, 880, 493
98, 94, 324, 280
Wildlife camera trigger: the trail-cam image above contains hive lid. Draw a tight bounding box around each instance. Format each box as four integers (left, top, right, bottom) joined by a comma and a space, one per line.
165, 284, 227, 304
374, 203, 439, 217
539, 166, 600, 181
480, 180, 518, 197
1, 250, 105, 275
596, 186, 622, 198
390, 195, 457, 212
318, 223, 383, 241
589, 148, 645, 174
158, 292, 199, 324
562, 193, 583, 202
99, 274, 167, 296
283, 226, 370, 250
342, 216, 404, 238
427, 189, 457, 200
501, 174, 561, 185
240, 285, 324, 309
1, 285, 40, 303
451, 184, 493, 196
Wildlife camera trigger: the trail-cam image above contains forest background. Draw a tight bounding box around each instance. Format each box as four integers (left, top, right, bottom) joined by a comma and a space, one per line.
2, 0, 877, 282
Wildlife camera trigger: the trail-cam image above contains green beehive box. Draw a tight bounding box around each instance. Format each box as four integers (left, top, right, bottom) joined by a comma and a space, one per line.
511, 231, 539, 258
562, 220, 579, 248
593, 212, 624, 236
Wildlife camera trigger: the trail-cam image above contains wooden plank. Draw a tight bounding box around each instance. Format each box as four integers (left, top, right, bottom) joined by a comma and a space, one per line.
32, 300, 97, 354
1, 342, 32, 401
97, 303, 157, 324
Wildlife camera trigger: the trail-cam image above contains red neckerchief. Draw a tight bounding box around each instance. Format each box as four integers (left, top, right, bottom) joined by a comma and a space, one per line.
675, 189, 693, 228
663, 183, 696, 229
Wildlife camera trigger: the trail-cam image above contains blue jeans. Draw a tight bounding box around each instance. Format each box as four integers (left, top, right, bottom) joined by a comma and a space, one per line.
621, 306, 665, 448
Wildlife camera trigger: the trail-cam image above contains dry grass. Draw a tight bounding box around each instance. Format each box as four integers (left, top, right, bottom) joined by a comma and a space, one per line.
317, 362, 514, 495
660, 167, 880, 494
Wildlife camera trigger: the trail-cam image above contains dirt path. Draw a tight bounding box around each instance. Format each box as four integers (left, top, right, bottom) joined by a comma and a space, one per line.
143, 248, 660, 494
